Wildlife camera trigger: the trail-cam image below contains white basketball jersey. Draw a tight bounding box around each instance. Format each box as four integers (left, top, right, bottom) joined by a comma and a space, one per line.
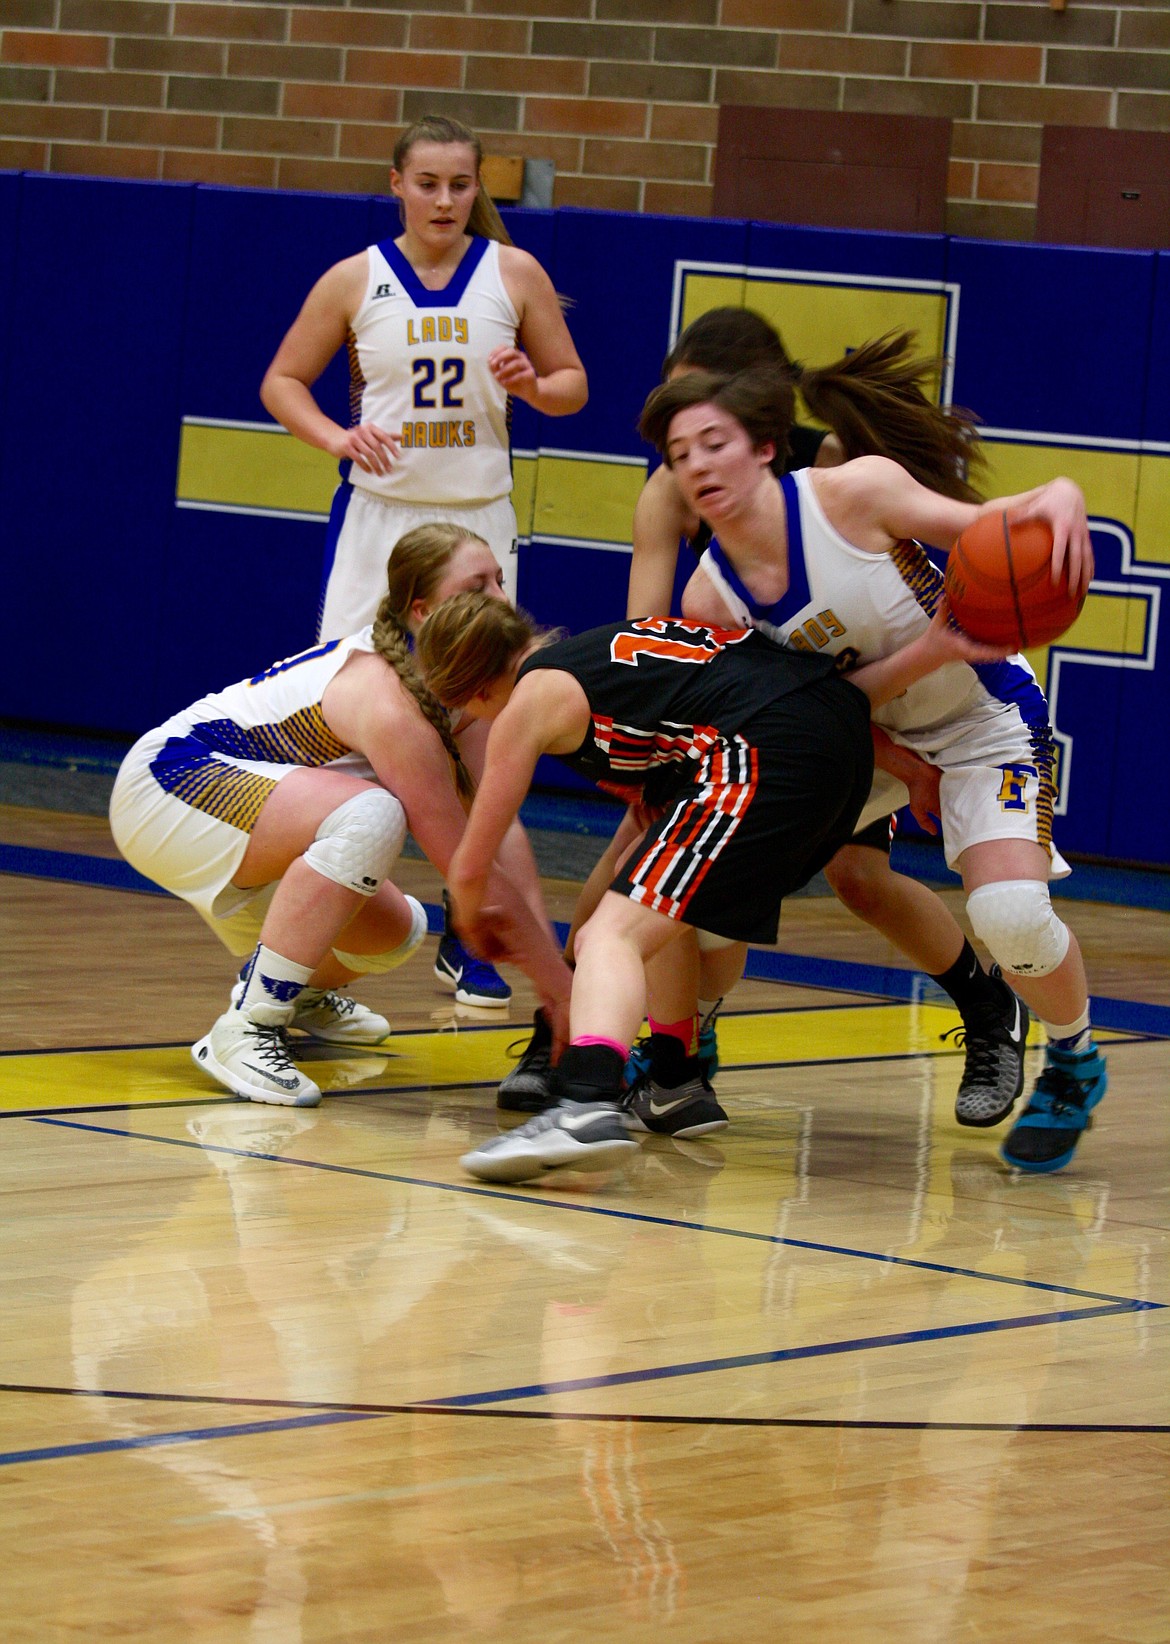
148, 631, 377, 832
699, 467, 1046, 745
346, 235, 517, 506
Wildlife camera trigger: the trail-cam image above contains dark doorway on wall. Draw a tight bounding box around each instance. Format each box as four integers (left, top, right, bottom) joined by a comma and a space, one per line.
712, 106, 951, 233
1036, 127, 1170, 250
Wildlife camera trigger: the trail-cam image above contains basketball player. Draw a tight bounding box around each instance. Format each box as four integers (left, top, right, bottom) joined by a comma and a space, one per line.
109, 571, 571, 1110
526, 310, 1033, 1133
415, 593, 1008, 1183
261, 113, 587, 1009
636, 366, 1104, 1175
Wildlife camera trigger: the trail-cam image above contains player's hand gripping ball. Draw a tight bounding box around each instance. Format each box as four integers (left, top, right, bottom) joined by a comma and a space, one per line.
944, 512, 1087, 649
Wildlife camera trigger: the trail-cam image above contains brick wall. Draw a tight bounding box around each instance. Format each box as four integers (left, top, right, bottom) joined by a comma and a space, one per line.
1, 0, 1168, 239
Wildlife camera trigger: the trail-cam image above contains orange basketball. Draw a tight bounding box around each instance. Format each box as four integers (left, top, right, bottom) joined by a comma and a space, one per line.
944, 512, 1086, 649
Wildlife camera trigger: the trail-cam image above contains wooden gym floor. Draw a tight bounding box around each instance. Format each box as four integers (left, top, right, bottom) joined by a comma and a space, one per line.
1, 803, 1167, 1643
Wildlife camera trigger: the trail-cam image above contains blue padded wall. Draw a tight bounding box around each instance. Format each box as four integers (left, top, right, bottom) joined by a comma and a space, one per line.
0, 174, 195, 730
1, 175, 1167, 867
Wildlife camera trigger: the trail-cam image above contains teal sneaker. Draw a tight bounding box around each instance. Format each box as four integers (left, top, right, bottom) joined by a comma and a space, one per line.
1000, 1043, 1108, 1173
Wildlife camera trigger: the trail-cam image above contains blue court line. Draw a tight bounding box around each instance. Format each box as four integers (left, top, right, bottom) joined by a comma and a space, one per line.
6, 842, 1168, 1033
421, 1303, 1148, 1408
0, 842, 168, 896
30, 1115, 1161, 1310
0, 1409, 380, 1469
0, 1305, 1156, 1467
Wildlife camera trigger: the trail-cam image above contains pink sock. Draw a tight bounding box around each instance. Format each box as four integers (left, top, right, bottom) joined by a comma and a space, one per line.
649, 1014, 698, 1055
573, 1035, 630, 1059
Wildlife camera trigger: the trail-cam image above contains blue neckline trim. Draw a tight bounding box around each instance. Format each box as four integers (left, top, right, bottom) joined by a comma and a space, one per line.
707, 472, 812, 627
374, 235, 490, 309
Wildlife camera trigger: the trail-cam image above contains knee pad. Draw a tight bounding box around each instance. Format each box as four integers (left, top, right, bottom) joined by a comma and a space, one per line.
303, 789, 406, 897
966, 880, 1070, 979
696, 927, 738, 952
334, 894, 429, 975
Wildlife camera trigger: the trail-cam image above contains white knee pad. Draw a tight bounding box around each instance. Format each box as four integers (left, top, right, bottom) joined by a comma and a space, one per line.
696, 927, 738, 952
333, 895, 429, 975
966, 880, 1070, 979
303, 789, 406, 897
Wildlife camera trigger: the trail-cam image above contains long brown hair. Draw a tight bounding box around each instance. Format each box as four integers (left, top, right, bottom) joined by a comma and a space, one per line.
799, 330, 982, 501
415, 593, 544, 710
639, 366, 796, 463
651, 315, 982, 502
370, 523, 482, 801
663, 306, 795, 380
392, 115, 513, 246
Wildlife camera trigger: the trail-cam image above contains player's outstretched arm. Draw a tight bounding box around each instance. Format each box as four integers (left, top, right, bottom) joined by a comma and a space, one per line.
447, 698, 549, 933
850, 601, 1011, 708
337, 667, 571, 1020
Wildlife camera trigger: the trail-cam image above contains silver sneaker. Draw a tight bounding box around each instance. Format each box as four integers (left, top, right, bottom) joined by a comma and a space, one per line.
945, 968, 1029, 1128
460, 1101, 637, 1184
192, 1011, 321, 1107
230, 981, 390, 1047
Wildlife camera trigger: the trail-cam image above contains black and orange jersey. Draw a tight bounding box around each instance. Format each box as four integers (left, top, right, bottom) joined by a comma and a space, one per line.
517, 617, 838, 796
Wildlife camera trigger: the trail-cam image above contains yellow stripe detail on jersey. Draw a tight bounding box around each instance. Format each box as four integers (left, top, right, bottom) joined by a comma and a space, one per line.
889, 537, 944, 613
164, 760, 278, 834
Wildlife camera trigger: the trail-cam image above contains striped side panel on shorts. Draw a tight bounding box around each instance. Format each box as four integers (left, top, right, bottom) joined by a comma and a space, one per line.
626, 736, 758, 921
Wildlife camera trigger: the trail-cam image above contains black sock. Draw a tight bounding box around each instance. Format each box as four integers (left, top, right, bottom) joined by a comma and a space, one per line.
646, 1033, 702, 1088
554, 1044, 625, 1104
930, 938, 1000, 1015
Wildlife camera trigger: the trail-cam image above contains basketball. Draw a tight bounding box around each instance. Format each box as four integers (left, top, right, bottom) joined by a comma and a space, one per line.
944, 512, 1087, 648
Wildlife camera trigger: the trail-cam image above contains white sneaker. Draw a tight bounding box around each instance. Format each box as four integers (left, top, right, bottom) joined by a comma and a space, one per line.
230, 982, 391, 1046
192, 1011, 322, 1107
460, 1101, 638, 1184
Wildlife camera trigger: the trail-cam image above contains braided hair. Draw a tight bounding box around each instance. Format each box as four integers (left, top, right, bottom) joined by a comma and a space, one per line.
370, 522, 480, 802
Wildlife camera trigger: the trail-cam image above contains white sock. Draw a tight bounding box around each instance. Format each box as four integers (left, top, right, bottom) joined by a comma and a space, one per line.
1038, 1005, 1092, 1053
236, 944, 314, 1024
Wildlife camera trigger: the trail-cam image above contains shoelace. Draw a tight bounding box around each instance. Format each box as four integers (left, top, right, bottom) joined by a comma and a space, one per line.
505, 1033, 550, 1067
939, 1012, 1005, 1078
309, 992, 358, 1018
245, 1024, 297, 1072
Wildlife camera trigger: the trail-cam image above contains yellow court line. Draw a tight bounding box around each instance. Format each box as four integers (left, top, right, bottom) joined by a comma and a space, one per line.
0, 1005, 1104, 1115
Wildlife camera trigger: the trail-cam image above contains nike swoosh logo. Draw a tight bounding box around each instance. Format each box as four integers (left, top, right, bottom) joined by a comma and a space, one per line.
242, 1062, 300, 1089
648, 1094, 695, 1117
559, 1108, 620, 1133
1005, 998, 1024, 1047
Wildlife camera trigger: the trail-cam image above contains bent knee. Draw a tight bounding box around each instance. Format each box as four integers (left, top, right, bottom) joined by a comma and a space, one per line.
824, 846, 892, 919
966, 879, 1070, 979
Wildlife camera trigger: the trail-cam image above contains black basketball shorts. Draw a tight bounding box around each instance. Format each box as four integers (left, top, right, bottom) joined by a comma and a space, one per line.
611, 675, 874, 946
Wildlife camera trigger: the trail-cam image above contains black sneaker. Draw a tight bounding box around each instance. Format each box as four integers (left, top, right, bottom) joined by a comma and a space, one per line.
943, 965, 1029, 1128
497, 1010, 556, 1113
621, 1034, 729, 1139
